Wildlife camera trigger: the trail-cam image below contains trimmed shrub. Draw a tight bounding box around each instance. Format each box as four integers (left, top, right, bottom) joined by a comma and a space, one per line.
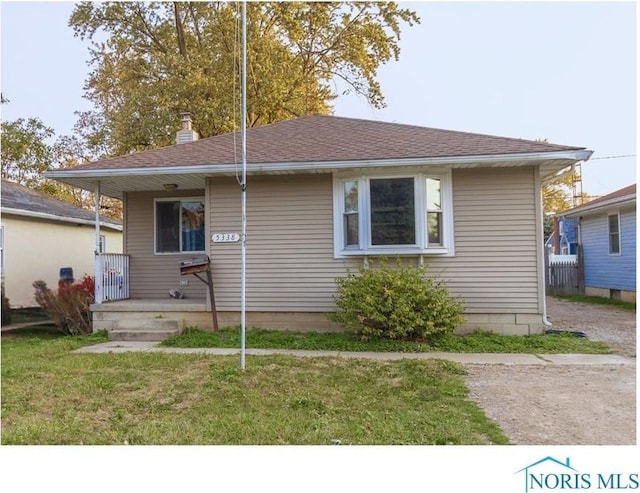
329, 259, 465, 342
33, 275, 95, 335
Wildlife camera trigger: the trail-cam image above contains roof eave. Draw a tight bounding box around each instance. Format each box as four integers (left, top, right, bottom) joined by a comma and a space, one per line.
46, 149, 592, 178
45, 148, 593, 199
1, 207, 123, 231
564, 194, 637, 218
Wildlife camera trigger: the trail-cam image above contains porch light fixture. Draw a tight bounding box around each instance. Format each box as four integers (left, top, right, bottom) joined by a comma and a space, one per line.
163, 183, 178, 192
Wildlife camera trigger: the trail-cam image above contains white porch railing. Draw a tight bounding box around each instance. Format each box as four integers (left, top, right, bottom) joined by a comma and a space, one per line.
97, 253, 130, 302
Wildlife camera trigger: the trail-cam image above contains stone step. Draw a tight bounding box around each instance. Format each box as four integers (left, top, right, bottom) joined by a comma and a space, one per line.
108, 329, 180, 342
113, 319, 181, 331
108, 318, 181, 342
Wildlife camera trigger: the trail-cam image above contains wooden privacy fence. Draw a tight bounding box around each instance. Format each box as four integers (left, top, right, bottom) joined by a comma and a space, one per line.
544, 244, 584, 296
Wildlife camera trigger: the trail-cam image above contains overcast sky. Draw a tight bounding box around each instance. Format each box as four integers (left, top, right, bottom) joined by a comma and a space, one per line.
1, 1, 636, 197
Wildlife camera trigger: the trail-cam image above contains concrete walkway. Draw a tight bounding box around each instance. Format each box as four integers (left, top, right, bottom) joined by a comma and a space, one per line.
73, 341, 635, 366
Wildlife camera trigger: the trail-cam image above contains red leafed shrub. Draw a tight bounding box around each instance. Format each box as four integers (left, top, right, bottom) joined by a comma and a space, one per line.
33, 275, 95, 335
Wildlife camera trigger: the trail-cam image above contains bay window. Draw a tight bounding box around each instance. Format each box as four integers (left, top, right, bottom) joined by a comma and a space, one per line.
333, 171, 454, 257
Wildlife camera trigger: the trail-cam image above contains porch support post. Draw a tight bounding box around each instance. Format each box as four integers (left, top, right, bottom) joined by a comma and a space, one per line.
94, 181, 103, 304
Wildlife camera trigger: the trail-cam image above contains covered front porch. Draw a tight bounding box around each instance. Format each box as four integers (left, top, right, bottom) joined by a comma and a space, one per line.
93, 248, 225, 341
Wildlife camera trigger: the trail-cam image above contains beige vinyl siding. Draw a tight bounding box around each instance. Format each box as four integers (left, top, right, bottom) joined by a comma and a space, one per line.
124, 190, 208, 300
207, 167, 539, 314
209, 175, 356, 311
126, 167, 540, 315
427, 166, 540, 313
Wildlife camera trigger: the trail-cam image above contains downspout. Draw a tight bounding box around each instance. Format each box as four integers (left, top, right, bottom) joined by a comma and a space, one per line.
94, 181, 103, 304
535, 168, 552, 329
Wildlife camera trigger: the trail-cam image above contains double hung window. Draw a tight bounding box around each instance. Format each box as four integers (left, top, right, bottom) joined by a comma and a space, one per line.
334, 171, 453, 257
608, 213, 621, 255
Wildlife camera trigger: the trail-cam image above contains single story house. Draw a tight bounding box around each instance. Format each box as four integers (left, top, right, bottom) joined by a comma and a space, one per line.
47, 115, 592, 337
564, 184, 636, 302
1, 180, 123, 308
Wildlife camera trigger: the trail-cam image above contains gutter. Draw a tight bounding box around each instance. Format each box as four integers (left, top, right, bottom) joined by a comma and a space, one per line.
1, 207, 123, 231
45, 149, 594, 180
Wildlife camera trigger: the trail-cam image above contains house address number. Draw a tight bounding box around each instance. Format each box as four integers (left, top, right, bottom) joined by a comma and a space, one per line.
212, 233, 240, 243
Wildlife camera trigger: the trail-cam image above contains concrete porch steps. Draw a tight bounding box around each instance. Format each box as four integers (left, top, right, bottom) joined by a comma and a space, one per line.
108, 318, 181, 342
109, 329, 180, 342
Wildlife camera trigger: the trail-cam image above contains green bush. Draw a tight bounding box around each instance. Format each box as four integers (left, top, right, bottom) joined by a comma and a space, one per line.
329, 259, 465, 342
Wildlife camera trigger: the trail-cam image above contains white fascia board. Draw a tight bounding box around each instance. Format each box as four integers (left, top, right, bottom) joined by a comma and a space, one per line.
564, 194, 636, 218
1, 207, 123, 231
45, 149, 593, 179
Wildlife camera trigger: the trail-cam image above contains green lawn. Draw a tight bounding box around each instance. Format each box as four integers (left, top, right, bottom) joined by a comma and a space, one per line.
161, 326, 612, 354
553, 294, 636, 312
1, 327, 508, 445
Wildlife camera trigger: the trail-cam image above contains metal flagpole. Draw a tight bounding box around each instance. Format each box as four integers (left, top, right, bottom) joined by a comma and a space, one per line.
240, 0, 247, 370
94, 182, 103, 304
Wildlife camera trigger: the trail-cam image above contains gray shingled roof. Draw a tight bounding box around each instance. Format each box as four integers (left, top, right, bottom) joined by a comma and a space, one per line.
1, 180, 122, 229
67, 115, 587, 171
577, 183, 636, 208
564, 183, 636, 217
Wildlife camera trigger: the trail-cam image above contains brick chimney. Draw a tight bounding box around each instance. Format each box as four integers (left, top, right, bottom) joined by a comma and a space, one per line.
176, 113, 199, 144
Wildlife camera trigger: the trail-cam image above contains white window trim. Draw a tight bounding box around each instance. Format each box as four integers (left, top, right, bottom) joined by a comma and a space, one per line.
154, 197, 206, 255
608, 211, 621, 256
332, 169, 455, 258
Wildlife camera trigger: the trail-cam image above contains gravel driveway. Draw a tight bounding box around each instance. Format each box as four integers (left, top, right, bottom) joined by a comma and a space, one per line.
465, 297, 636, 445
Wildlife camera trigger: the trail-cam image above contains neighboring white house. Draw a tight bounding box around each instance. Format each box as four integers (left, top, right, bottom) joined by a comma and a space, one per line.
1, 180, 123, 307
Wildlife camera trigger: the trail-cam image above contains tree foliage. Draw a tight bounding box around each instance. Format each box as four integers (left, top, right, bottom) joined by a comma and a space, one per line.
0, 118, 122, 220
543, 169, 589, 214
1, 118, 55, 187
543, 168, 591, 241
69, 1, 420, 155
543, 171, 574, 214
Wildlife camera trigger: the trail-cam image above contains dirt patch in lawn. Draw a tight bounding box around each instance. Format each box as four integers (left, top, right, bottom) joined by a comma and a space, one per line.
464, 297, 636, 445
